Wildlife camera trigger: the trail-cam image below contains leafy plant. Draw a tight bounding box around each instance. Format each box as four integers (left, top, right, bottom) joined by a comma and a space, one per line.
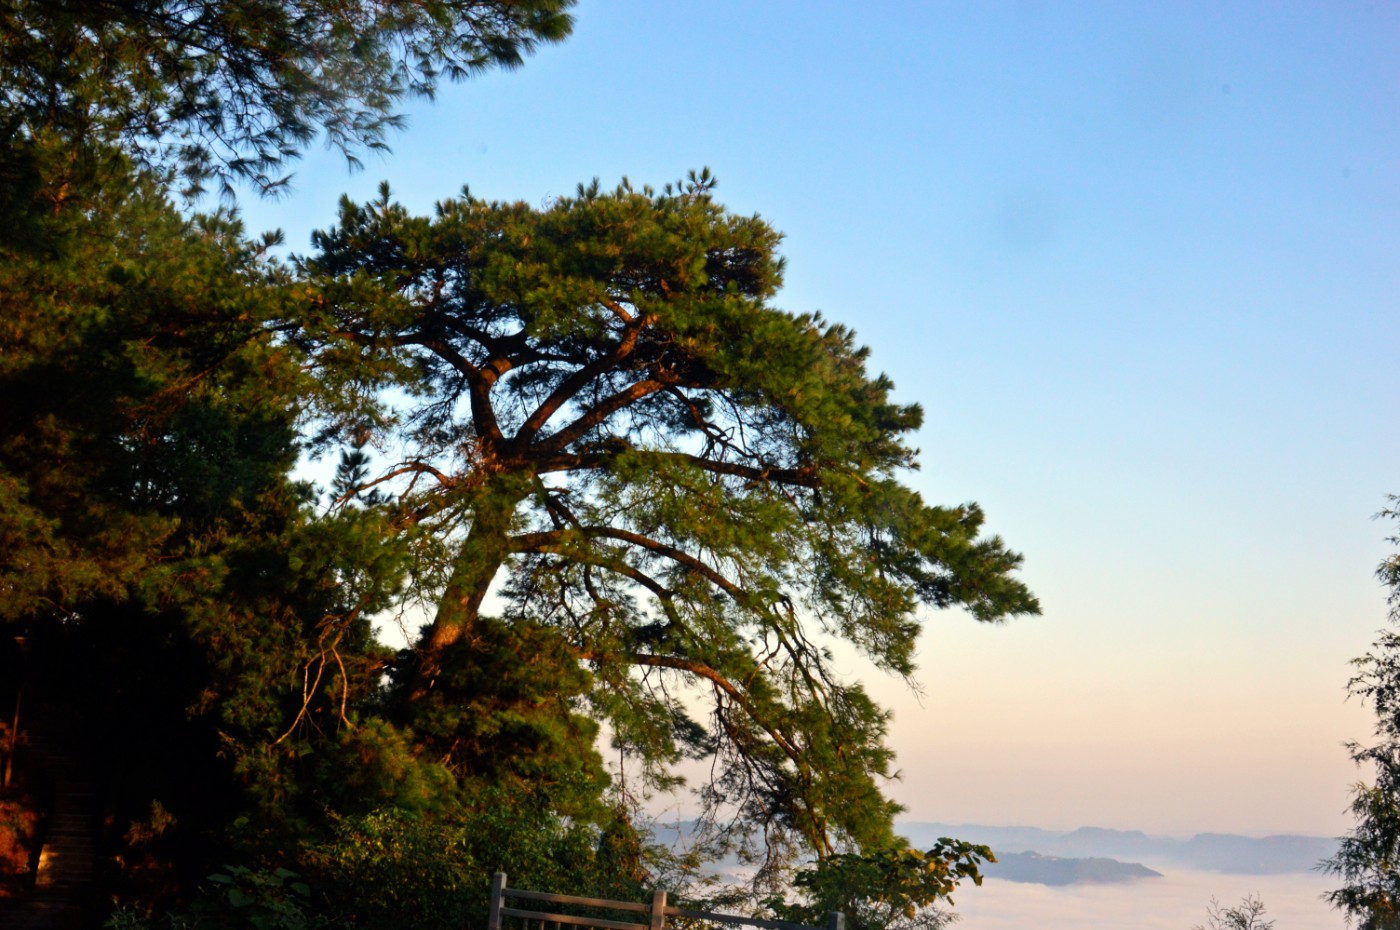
770, 840, 994, 930
203, 866, 327, 930
104, 865, 326, 930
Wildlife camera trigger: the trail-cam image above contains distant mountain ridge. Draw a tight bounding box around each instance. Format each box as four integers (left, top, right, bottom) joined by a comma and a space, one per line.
899, 822, 1337, 875
988, 851, 1162, 886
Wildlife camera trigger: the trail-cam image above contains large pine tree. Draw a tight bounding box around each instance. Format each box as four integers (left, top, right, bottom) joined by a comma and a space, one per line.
295, 173, 1040, 860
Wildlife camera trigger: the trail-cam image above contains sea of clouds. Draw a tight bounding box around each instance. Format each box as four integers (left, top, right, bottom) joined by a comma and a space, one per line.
944, 866, 1336, 929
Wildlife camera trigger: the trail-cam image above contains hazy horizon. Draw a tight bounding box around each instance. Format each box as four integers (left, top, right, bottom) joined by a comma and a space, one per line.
896, 818, 1336, 842
641, 816, 1342, 926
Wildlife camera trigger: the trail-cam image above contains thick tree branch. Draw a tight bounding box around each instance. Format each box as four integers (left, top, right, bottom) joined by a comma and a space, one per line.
329, 325, 505, 442
537, 377, 667, 452
515, 315, 645, 445
409, 334, 506, 443
585, 526, 746, 599
433, 317, 576, 369
600, 296, 636, 324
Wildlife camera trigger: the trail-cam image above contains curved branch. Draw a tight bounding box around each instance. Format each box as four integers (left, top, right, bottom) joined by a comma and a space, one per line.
537, 378, 667, 452
509, 526, 747, 604
600, 297, 637, 325
585, 526, 746, 600
510, 530, 678, 603
665, 386, 743, 458
333, 460, 456, 507
587, 651, 803, 765
410, 335, 505, 442
515, 315, 645, 445
331, 326, 505, 442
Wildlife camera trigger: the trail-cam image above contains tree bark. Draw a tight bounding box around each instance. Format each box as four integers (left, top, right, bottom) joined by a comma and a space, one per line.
406, 474, 529, 701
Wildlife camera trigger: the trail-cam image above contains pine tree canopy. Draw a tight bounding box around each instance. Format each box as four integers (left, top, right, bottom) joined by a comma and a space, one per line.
0, 165, 302, 622
0, 0, 575, 194
295, 172, 1040, 858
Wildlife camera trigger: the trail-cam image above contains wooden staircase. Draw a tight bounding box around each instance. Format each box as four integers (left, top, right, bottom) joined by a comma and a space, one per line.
0, 702, 101, 929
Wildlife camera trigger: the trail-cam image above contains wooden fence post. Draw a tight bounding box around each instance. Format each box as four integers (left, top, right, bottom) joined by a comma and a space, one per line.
649, 889, 668, 930
488, 871, 507, 930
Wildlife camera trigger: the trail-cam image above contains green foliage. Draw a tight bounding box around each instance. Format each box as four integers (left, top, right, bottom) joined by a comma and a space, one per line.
771, 841, 992, 930
105, 865, 328, 930
302, 795, 638, 930
306, 809, 478, 929
0, 146, 403, 907
0, 0, 575, 194
1324, 500, 1400, 929
0, 153, 300, 621
306, 720, 460, 816
202, 866, 326, 930
294, 174, 1039, 860
390, 615, 611, 816
0, 171, 332, 888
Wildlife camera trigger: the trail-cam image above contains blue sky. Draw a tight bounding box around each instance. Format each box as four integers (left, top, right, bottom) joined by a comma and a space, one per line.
243, 0, 1400, 836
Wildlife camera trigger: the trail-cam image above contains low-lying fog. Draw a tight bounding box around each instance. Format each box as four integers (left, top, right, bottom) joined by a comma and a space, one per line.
946, 867, 1335, 929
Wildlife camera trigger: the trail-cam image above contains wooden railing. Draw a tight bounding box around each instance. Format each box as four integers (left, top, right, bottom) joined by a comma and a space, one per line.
486, 872, 845, 930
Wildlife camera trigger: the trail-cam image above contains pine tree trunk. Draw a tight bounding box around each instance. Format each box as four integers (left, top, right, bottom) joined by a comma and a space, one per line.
406, 476, 527, 701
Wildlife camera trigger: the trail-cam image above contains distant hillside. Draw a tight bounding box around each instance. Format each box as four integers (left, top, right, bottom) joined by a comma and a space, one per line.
987, 851, 1162, 886
900, 822, 1337, 875
1181, 832, 1338, 874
